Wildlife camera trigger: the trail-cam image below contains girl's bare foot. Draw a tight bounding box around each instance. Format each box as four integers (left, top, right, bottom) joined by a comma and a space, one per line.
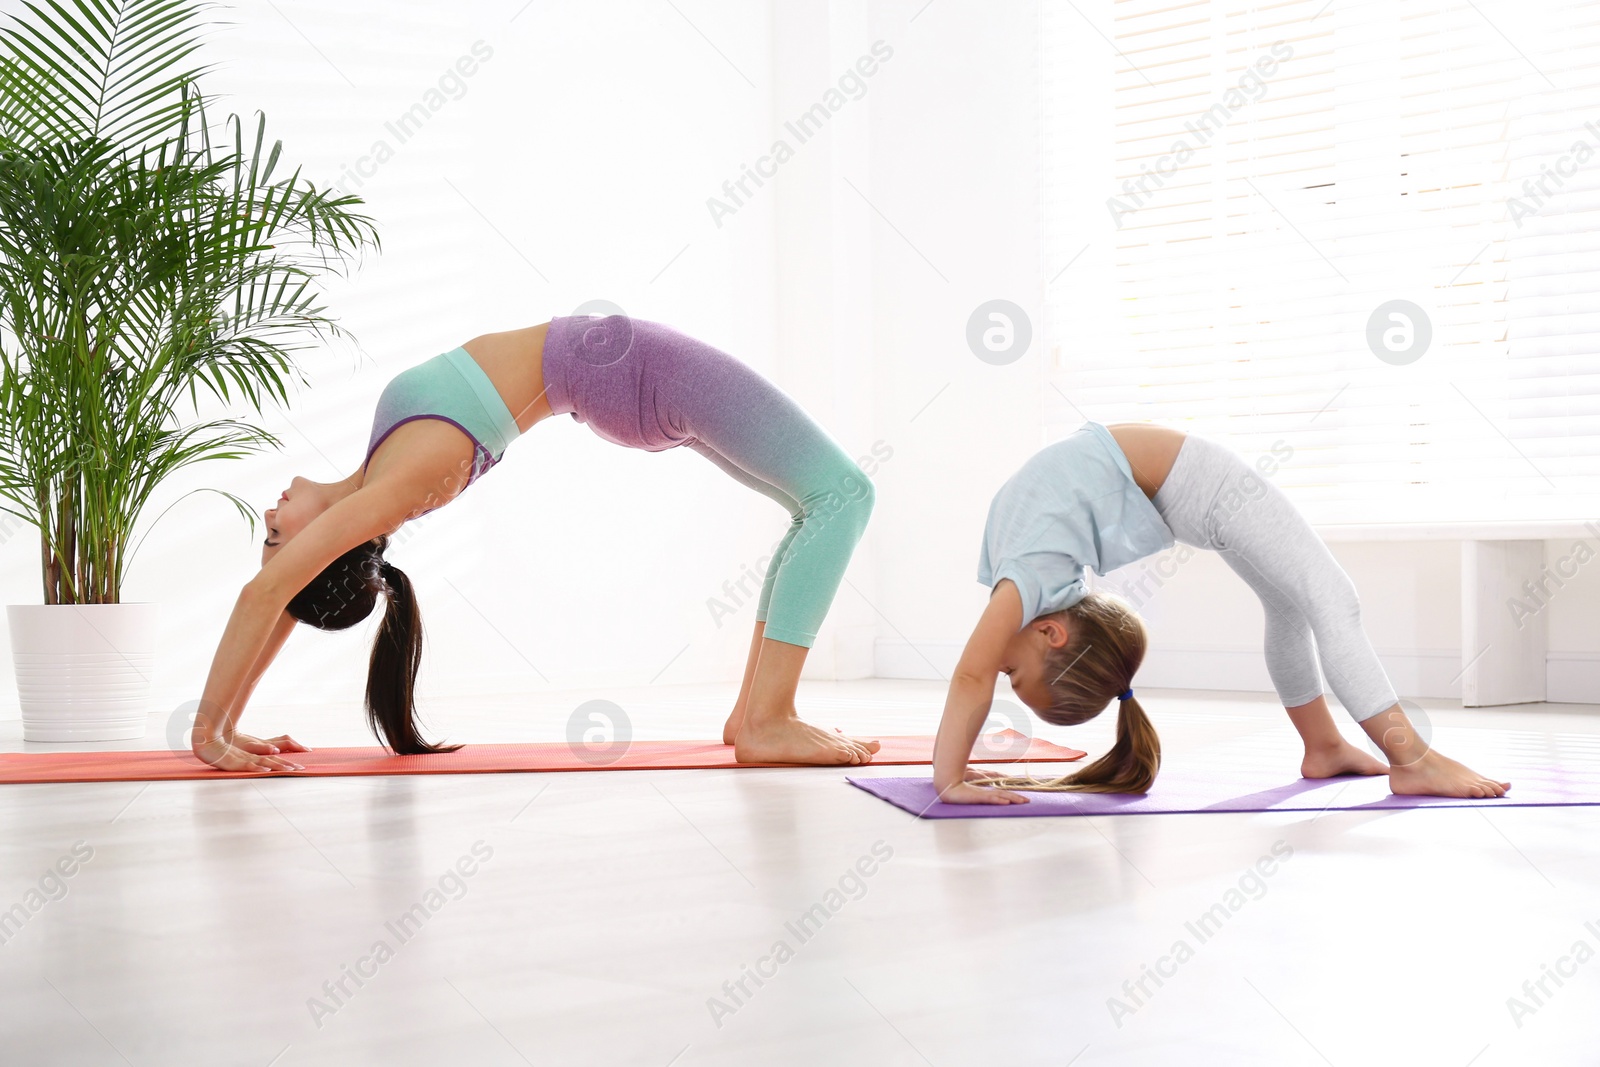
1388, 749, 1510, 798
1301, 740, 1388, 779
734, 716, 881, 765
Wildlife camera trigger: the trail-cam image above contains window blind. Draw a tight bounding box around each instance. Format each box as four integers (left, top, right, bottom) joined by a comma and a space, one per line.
1042, 0, 1600, 525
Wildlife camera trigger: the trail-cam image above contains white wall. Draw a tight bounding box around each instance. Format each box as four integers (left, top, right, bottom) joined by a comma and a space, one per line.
860, 0, 1048, 676
1544, 541, 1600, 703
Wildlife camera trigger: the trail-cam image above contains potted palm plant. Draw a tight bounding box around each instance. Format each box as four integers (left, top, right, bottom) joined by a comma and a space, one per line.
0, 0, 379, 740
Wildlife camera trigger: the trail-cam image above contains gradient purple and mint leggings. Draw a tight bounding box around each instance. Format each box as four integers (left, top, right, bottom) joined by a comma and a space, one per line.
541, 315, 874, 648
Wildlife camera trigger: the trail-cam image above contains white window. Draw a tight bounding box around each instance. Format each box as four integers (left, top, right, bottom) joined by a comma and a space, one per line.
1043, 0, 1600, 525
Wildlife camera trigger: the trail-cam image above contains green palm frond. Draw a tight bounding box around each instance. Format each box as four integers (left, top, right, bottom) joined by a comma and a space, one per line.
0, 0, 380, 604
0, 0, 218, 151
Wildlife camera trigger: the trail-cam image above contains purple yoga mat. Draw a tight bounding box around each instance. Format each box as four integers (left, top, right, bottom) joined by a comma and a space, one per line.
847, 745, 1600, 818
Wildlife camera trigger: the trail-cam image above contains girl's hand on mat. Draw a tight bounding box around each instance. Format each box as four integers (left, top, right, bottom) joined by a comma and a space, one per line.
938, 780, 1030, 805
193, 735, 305, 773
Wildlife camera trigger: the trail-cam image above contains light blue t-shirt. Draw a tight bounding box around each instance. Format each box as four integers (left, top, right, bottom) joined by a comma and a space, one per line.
978, 422, 1175, 627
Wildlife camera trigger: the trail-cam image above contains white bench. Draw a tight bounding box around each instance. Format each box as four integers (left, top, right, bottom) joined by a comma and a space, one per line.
1316, 520, 1599, 707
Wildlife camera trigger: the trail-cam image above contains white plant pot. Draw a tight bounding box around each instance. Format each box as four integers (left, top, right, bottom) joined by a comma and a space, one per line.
7, 603, 157, 742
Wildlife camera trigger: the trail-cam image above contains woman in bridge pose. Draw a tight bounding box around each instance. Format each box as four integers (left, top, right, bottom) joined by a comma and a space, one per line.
192, 315, 878, 772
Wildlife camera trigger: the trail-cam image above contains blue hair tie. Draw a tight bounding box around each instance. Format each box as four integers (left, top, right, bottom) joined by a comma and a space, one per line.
1118, 688, 1134, 701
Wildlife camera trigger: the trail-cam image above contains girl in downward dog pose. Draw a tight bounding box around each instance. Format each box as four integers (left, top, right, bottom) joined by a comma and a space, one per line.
191, 315, 880, 772
932, 421, 1511, 804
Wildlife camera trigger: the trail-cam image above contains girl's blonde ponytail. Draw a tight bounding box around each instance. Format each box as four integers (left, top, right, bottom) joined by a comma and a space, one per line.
980, 592, 1161, 795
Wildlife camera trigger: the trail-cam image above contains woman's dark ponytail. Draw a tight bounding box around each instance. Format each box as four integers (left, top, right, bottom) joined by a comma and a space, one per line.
285, 535, 459, 755
368, 559, 461, 755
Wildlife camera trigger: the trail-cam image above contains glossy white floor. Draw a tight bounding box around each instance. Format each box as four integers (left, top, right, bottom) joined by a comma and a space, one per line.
1, 680, 1597, 1066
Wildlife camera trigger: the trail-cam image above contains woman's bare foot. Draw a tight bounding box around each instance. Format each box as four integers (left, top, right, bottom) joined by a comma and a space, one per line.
1301, 740, 1388, 779
734, 715, 881, 766
721, 705, 745, 747
1388, 749, 1510, 798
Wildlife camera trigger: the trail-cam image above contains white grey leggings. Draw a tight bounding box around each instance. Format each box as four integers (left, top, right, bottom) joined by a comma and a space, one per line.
1150, 436, 1399, 722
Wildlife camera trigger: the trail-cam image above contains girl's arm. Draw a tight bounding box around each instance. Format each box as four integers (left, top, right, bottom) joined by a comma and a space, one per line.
932, 580, 1032, 805
193, 486, 409, 772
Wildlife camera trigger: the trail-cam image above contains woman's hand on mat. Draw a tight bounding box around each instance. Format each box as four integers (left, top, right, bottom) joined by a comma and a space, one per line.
229, 732, 312, 757
938, 776, 1030, 805
192, 735, 305, 773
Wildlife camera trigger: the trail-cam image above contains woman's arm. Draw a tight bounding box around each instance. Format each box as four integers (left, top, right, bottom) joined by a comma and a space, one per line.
238, 610, 299, 716
193, 486, 409, 772
217, 610, 314, 759
932, 580, 1032, 805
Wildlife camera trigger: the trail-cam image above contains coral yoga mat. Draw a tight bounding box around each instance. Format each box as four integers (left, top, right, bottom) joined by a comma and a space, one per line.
0, 730, 1085, 785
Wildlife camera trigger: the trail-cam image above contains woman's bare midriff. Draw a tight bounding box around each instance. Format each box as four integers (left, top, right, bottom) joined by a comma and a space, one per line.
461, 322, 556, 433
1106, 423, 1187, 500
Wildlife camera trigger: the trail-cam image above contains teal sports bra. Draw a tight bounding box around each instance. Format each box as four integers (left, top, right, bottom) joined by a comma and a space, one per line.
364, 346, 523, 497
